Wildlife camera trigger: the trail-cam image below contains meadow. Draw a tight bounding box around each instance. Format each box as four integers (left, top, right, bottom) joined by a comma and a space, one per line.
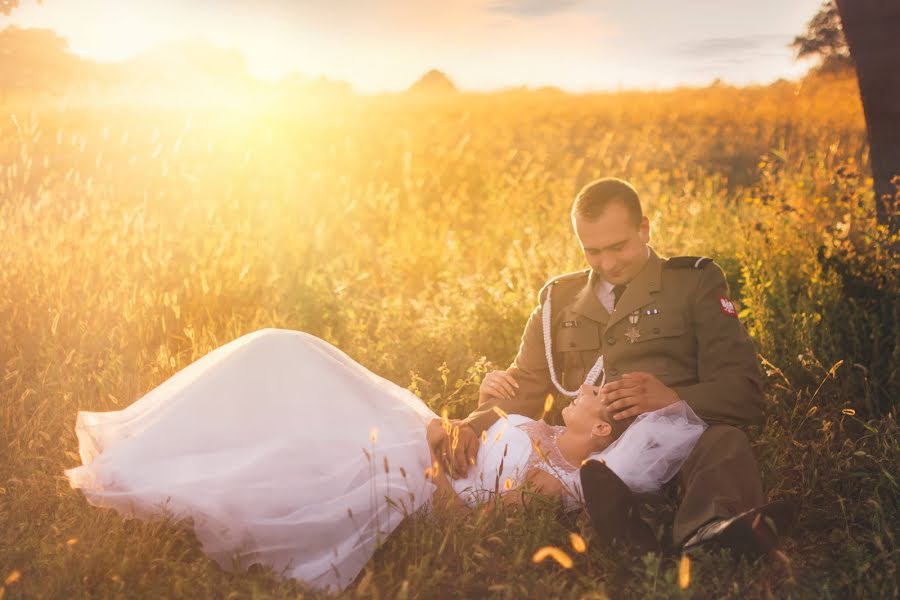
1, 74, 897, 598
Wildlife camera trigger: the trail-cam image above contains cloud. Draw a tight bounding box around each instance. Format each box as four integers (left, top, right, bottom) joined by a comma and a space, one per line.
486, 0, 583, 18
673, 34, 790, 58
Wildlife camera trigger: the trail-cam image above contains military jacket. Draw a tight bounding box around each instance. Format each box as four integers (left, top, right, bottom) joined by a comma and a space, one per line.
463, 248, 766, 434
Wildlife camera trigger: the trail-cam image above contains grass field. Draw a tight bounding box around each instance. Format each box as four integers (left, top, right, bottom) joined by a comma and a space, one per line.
1, 73, 897, 598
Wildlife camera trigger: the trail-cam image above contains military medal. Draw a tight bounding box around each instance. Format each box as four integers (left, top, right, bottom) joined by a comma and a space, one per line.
625, 310, 641, 343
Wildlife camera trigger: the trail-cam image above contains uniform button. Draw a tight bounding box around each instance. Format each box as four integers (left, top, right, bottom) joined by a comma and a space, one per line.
652, 327, 660, 334
606, 337, 616, 345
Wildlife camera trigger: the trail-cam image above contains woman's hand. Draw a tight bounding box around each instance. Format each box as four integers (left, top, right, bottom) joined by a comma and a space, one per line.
478, 370, 519, 405
524, 468, 564, 496
501, 468, 564, 507
426, 418, 479, 478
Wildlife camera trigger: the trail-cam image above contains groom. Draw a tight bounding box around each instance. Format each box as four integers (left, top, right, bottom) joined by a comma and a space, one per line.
430, 177, 794, 558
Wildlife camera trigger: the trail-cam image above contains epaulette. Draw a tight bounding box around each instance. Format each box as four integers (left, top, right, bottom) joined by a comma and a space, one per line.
538, 269, 591, 302
664, 256, 714, 269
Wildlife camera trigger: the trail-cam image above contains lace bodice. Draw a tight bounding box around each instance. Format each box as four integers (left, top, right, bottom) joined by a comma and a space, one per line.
516, 420, 580, 478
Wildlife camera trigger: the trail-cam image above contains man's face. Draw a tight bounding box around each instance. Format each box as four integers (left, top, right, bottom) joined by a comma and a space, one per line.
573, 200, 650, 285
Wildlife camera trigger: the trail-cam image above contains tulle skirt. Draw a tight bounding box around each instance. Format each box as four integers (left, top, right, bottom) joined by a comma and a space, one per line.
65, 328, 438, 591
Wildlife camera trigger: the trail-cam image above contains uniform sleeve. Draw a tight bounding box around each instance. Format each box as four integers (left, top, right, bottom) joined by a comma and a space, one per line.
670, 265, 767, 428
462, 301, 555, 435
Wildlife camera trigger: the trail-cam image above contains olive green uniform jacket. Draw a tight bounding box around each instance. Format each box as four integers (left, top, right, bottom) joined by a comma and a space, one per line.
463, 248, 766, 434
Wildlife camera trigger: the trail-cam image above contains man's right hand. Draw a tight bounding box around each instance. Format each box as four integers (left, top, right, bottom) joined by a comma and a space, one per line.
426, 418, 479, 478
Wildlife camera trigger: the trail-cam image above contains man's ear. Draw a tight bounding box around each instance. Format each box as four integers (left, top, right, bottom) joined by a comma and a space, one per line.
591, 420, 612, 439
639, 215, 651, 243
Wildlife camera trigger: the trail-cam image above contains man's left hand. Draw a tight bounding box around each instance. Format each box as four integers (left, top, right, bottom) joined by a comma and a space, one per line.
601, 372, 680, 419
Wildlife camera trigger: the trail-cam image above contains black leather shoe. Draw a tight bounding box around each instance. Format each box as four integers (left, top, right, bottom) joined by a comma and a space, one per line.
681, 499, 798, 560
580, 459, 660, 555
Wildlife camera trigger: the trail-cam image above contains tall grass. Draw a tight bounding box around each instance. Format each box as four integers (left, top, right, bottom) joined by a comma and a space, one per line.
1, 74, 896, 598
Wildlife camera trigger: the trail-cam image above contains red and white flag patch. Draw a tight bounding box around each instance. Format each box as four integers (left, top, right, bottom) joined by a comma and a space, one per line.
719, 296, 737, 317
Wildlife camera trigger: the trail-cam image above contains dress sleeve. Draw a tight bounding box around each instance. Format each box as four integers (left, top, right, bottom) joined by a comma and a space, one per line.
588, 401, 708, 494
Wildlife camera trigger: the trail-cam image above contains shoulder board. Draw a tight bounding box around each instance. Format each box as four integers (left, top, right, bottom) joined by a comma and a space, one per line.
665, 256, 714, 269
545, 269, 592, 286
538, 269, 591, 302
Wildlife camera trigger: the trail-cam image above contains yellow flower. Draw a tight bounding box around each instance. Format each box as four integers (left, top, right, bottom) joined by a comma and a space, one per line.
370, 428, 378, 444
569, 532, 587, 553
543, 394, 554, 414
678, 554, 691, 589
531, 546, 573, 569
4, 570, 21, 585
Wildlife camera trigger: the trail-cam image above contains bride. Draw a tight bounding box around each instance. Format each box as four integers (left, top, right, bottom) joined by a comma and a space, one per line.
65, 328, 706, 591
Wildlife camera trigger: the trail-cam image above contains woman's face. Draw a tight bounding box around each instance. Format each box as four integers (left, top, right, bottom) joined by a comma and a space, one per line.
562, 384, 613, 439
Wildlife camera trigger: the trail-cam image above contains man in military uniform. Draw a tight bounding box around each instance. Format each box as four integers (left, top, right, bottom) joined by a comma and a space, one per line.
428, 177, 795, 557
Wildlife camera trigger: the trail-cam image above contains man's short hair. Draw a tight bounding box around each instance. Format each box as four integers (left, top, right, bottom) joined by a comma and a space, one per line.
571, 177, 643, 226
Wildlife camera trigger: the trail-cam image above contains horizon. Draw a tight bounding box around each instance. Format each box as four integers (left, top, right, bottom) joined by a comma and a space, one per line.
1, 0, 825, 94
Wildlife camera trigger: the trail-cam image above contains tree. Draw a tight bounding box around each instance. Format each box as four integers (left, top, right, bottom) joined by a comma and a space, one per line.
791, 1, 853, 74
834, 0, 900, 234
0, 26, 82, 95
408, 69, 458, 95
0, 0, 42, 17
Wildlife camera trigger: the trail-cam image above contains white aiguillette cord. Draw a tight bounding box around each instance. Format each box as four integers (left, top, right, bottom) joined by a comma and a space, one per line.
542, 283, 606, 398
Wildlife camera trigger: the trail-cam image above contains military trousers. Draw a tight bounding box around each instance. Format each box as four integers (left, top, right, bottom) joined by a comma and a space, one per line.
670, 424, 765, 545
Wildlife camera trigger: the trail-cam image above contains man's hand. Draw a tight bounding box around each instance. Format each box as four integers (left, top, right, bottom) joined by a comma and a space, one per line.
601, 371, 680, 420
426, 418, 479, 478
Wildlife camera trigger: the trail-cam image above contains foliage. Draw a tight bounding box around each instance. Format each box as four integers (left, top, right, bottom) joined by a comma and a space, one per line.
792, 1, 854, 75
0, 77, 896, 598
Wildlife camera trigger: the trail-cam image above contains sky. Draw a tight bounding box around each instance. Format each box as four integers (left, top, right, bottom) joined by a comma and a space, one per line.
1, 0, 825, 93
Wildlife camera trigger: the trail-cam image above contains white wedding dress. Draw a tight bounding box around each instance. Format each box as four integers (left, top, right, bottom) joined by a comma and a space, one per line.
65, 328, 706, 591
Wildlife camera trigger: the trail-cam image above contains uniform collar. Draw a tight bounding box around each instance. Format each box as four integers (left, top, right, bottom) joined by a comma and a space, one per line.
570, 246, 661, 325
605, 246, 663, 330
571, 271, 611, 324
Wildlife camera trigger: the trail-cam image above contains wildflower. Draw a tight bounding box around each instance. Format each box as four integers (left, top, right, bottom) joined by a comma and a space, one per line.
5, 570, 21, 585
841, 408, 856, 416
531, 546, 573, 569
504, 478, 513, 490
370, 428, 378, 443
569, 533, 587, 553
678, 554, 691, 589
492, 406, 509, 419
66, 538, 78, 546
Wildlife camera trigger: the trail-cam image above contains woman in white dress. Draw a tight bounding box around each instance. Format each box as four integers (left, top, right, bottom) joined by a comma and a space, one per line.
65, 328, 706, 592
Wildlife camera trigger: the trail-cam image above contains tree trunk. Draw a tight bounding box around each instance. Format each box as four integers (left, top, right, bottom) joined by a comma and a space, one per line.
835, 0, 900, 234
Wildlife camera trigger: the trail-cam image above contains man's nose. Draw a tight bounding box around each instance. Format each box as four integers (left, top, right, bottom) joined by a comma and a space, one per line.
601, 255, 617, 274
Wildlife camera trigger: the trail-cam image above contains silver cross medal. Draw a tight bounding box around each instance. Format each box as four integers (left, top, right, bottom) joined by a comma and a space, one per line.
625, 310, 641, 343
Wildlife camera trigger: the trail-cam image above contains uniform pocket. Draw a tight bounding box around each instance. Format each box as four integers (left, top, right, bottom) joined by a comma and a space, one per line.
556, 326, 601, 352
633, 315, 685, 342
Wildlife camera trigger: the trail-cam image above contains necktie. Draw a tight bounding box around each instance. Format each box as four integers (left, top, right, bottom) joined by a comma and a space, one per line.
612, 284, 626, 307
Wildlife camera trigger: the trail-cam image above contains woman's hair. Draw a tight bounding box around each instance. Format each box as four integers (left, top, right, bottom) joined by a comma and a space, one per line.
598, 401, 636, 442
